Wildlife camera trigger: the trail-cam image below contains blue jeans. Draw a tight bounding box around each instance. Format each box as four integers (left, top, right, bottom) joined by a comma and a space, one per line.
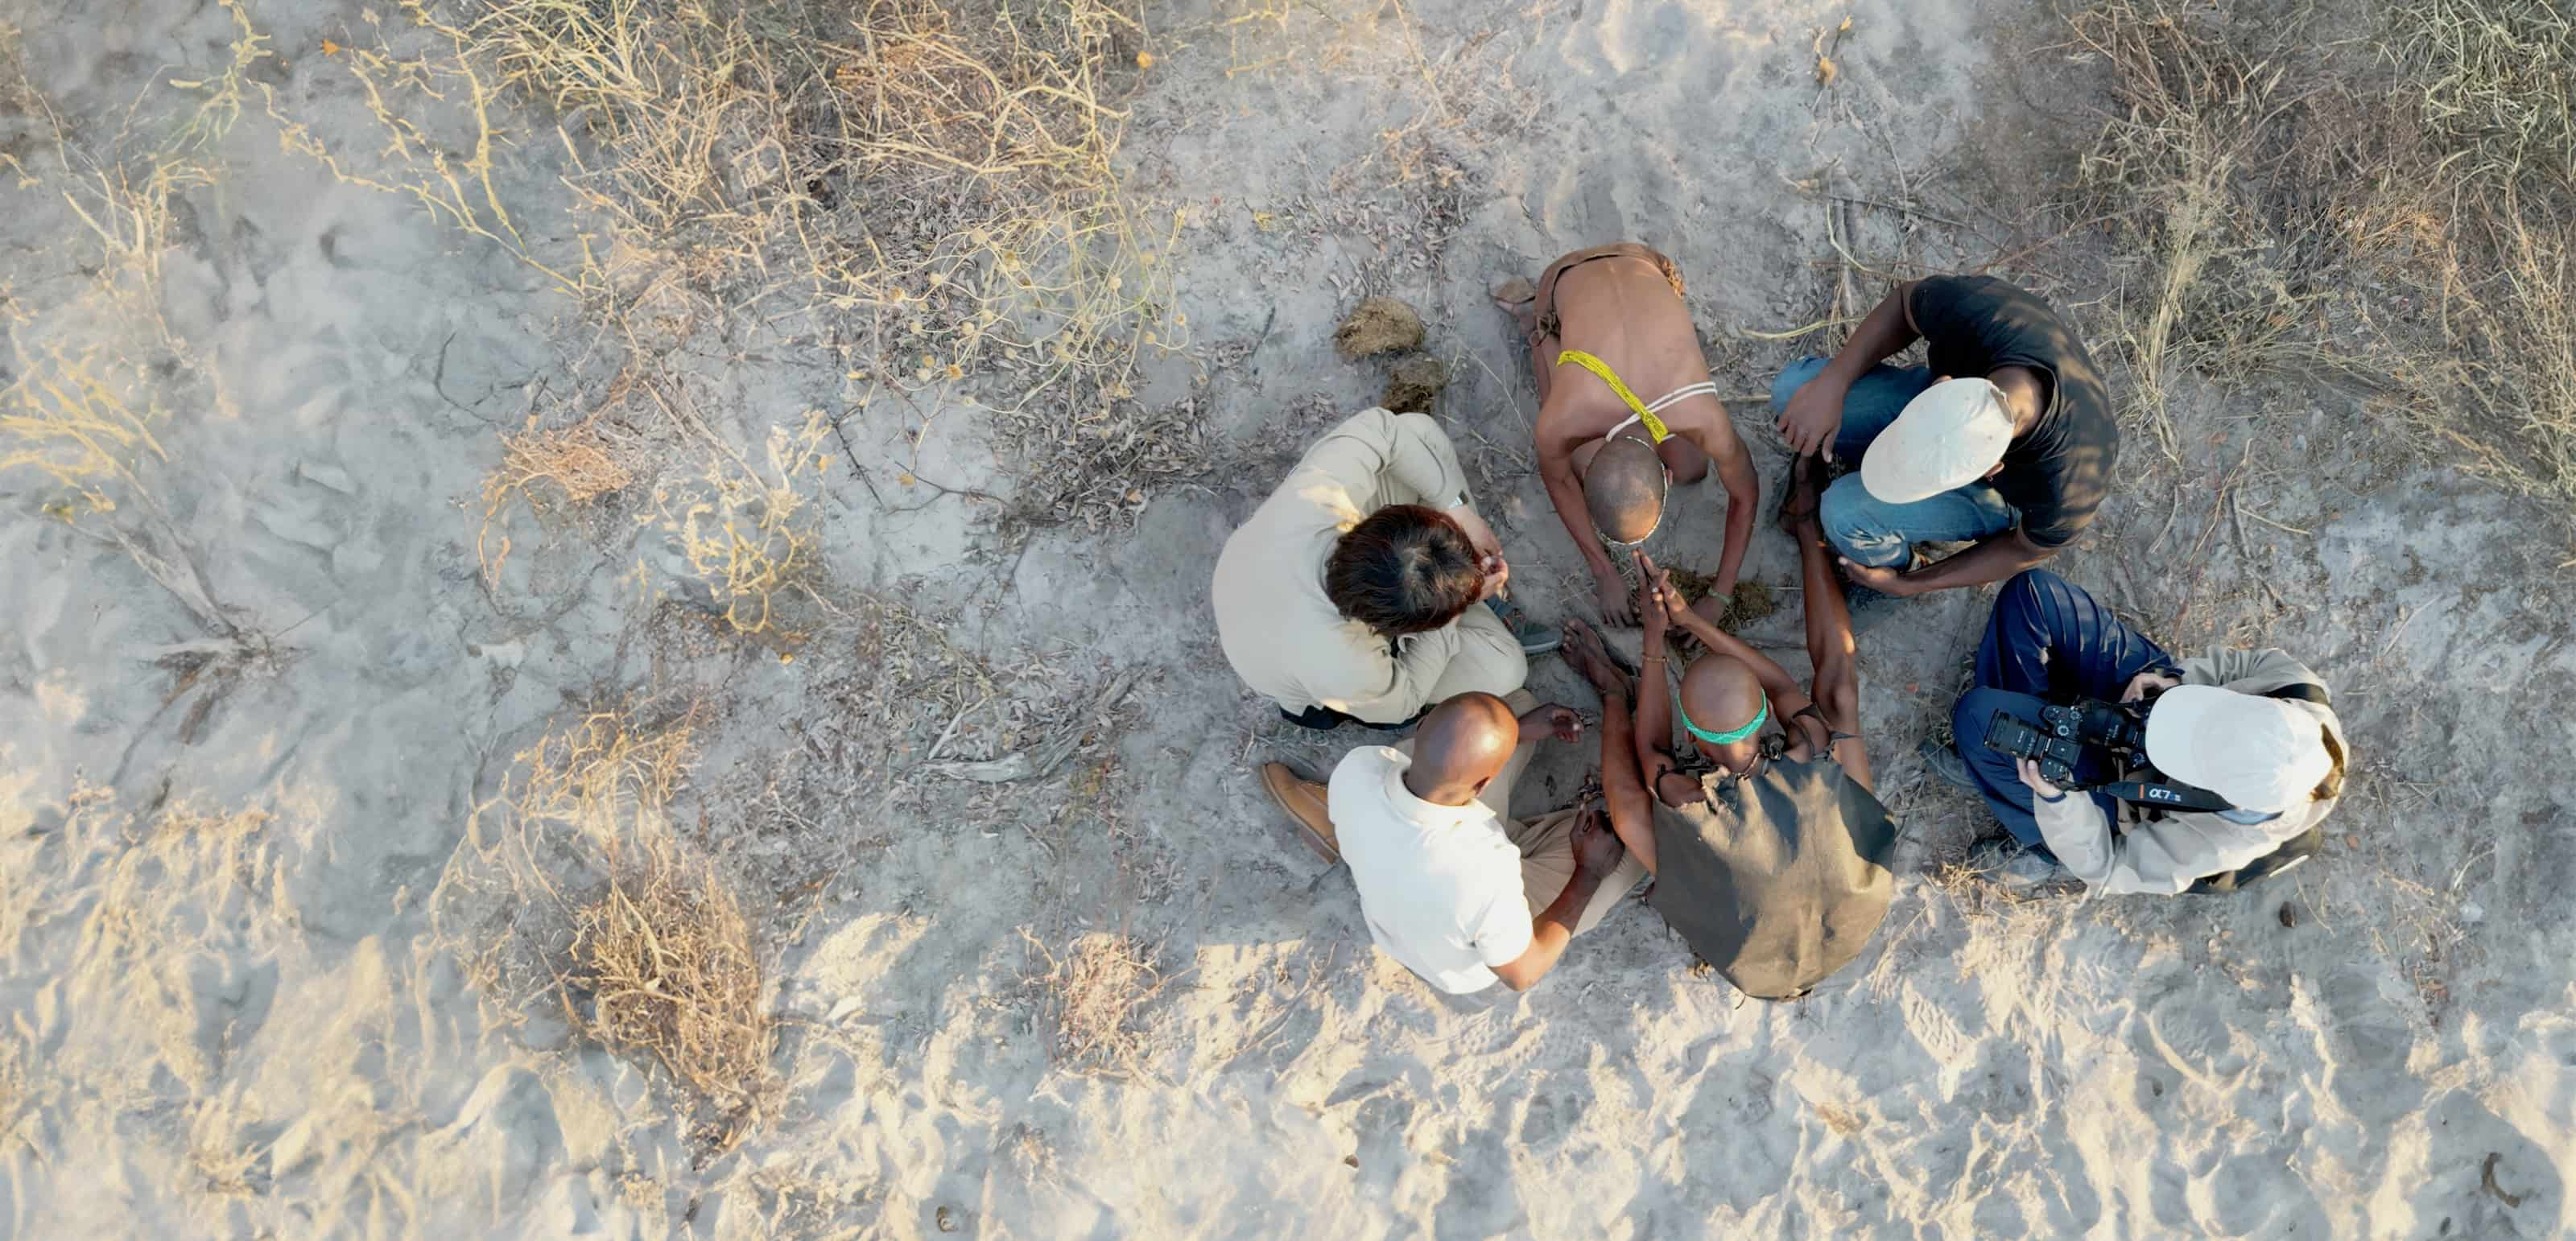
1949, 570, 2178, 851
1770, 357, 2020, 567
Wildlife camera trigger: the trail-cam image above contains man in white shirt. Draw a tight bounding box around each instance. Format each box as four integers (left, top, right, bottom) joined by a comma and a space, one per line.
1275, 691, 1645, 993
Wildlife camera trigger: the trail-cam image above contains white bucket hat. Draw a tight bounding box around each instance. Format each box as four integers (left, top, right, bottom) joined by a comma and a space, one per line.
1860, 377, 2015, 504
2145, 685, 2332, 810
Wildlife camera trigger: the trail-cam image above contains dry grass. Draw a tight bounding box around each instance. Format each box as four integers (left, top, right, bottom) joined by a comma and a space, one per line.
432, 707, 778, 1139
574, 832, 774, 1115
1021, 927, 1167, 1079
0, 31, 208, 521
257, 3, 580, 289
475, 410, 644, 583
2385, 0, 2576, 517
445, 0, 1189, 528
254, 0, 1194, 536
2064, 0, 2576, 528
2062, 0, 2438, 468
650, 411, 835, 637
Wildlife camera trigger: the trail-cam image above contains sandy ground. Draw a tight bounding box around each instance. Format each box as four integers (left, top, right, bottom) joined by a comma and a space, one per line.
5, 0, 2574, 1236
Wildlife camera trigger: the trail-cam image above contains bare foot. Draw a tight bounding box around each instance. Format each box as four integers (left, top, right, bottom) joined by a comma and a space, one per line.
1777, 453, 1824, 537
1492, 276, 1538, 337
1560, 616, 1630, 695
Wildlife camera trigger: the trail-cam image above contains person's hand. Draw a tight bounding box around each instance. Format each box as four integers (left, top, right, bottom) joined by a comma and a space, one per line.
2017, 757, 2064, 800
1445, 503, 1503, 562
2120, 669, 2182, 703
1478, 552, 1511, 602
1591, 563, 1637, 627
1634, 555, 1673, 649
1837, 557, 1917, 597
1571, 803, 1626, 876
1777, 372, 1850, 461
1518, 703, 1585, 744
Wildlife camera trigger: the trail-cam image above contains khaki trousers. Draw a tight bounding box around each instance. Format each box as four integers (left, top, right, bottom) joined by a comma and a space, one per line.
1424, 601, 1532, 706
1402, 690, 1648, 932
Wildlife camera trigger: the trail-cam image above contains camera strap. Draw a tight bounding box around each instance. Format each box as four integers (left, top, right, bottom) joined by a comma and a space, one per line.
2263, 681, 2331, 708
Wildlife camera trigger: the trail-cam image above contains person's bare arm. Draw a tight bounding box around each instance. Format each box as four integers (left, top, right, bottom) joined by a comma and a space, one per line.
1490, 809, 1621, 990
1787, 476, 1873, 791
1777, 280, 1923, 460
1693, 414, 1761, 606
1538, 422, 1634, 625
1639, 552, 1814, 719
1843, 526, 2057, 599
1595, 678, 1660, 874
1631, 572, 1682, 803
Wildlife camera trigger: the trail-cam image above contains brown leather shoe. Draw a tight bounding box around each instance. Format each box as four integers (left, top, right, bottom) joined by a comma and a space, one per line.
1260, 762, 1339, 863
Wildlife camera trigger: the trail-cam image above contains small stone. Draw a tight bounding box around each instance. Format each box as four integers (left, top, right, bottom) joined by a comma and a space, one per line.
1381, 355, 1449, 412
1334, 296, 1424, 359
2277, 902, 2299, 929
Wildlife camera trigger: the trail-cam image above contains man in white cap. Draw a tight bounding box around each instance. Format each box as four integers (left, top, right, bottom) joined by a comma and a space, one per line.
1924, 570, 2349, 895
1770, 275, 2120, 599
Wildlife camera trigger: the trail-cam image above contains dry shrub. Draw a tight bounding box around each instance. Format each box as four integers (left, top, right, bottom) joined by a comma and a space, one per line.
2, 340, 171, 519
2064, 0, 2576, 526
448, 0, 1193, 527
489, 414, 638, 509
574, 833, 774, 1115
2386, 0, 2576, 516
2063, 0, 2438, 468
431, 707, 778, 1136
257, 2, 581, 289
1021, 928, 1166, 1078
0, 26, 213, 519
650, 412, 834, 637
476, 410, 644, 582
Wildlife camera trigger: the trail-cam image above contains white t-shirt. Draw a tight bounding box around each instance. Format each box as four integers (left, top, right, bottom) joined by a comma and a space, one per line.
1329, 746, 1531, 993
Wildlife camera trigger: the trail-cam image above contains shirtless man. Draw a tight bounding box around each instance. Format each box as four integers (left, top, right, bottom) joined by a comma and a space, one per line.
1495, 243, 1760, 627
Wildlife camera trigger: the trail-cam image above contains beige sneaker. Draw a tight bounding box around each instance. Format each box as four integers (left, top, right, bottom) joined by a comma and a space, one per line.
1260, 762, 1339, 864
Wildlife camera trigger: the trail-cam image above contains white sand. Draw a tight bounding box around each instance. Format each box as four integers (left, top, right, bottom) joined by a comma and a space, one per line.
5, 0, 2572, 1236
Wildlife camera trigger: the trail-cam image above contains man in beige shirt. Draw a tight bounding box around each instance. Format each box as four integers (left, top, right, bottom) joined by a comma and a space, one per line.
1213, 407, 1549, 731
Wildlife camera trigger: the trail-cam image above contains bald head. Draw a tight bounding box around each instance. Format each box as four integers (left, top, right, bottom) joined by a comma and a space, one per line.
1584, 437, 1666, 545
1406, 692, 1521, 805
1678, 654, 1766, 758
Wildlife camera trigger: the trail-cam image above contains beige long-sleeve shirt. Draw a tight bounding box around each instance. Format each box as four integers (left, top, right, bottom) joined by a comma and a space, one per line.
2033, 647, 2347, 896
1212, 408, 1490, 723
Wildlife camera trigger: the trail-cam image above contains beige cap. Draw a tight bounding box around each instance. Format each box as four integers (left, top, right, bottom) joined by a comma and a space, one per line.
1859, 377, 2015, 503
2144, 685, 2332, 810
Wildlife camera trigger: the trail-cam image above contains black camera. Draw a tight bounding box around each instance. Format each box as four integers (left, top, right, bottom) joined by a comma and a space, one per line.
1981, 699, 2145, 790
1980, 694, 2236, 811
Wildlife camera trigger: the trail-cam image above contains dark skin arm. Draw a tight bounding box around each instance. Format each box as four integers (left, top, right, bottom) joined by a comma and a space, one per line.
1777, 280, 1924, 460
1562, 616, 1662, 865
1784, 474, 1876, 792
1488, 807, 1622, 991
1537, 426, 1637, 625
1692, 418, 1761, 613
1840, 526, 2058, 598
1594, 675, 1661, 875
1631, 596, 1680, 806
1638, 551, 1813, 716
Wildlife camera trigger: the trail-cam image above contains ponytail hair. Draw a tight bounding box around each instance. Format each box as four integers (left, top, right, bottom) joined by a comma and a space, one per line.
2310, 726, 2346, 802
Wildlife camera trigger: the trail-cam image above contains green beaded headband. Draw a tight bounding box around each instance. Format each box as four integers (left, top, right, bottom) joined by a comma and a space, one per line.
1680, 691, 1768, 745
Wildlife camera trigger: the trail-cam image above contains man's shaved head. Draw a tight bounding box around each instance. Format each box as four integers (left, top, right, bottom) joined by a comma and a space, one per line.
1584, 437, 1667, 545
1679, 653, 1768, 769
1406, 692, 1521, 805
